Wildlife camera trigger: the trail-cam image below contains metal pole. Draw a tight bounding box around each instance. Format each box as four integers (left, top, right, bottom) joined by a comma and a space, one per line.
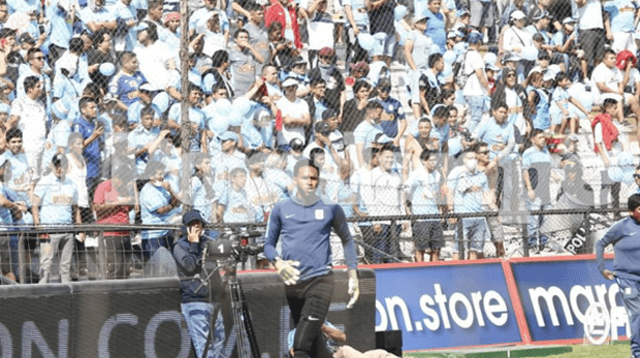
522, 223, 529, 257
18, 233, 25, 284
179, 0, 191, 211
456, 219, 465, 260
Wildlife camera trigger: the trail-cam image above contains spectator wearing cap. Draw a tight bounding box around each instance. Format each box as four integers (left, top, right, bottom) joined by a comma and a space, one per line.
462, 32, 489, 132
229, 28, 264, 98
603, 0, 638, 55
345, 61, 369, 98
265, 0, 303, 50
9, 75, 45, 177
284, 55, 310, 97
300, 0, 335, 67
308, 47, 346, 113
373, 78, 406, 148
343, 0, 370, 65
353, 100, 384, 167
212, 131, 246, 183
574, 0, 607, 74
126, 82, 160, 129
550, 17, 583, 81
244, 3, 270, 74
303, 120, 342, 176
503, 10, 534, 58
88, 30, 115, 91
305, 77, 328, 122
404, 13, 433, 119
275, 76, 311, 150
33, 154, 82, 284
108, 51, 147, 111
16, 48, 51, 109
133, 21, 176, 92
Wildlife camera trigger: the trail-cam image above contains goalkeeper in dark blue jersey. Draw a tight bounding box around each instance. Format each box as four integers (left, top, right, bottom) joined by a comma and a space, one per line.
264, 159, 359, 358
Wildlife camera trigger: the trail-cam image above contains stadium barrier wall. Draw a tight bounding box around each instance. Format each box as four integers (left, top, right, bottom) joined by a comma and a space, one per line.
0, 269, 377, 358
369, 254, 627, 351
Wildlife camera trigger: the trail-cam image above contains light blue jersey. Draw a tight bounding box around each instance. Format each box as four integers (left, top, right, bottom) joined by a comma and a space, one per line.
33, 174, 78, 225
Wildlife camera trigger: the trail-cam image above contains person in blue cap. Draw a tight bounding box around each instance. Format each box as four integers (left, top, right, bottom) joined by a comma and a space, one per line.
173, 209, 226, 358
597, 193, 640, 358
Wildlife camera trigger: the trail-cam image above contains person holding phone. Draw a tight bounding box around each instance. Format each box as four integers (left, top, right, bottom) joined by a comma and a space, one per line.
72, 97, 105, 198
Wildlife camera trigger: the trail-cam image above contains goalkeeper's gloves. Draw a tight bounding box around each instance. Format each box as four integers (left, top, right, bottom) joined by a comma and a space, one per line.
274, 258, 301, 285
347, 269, 359, 309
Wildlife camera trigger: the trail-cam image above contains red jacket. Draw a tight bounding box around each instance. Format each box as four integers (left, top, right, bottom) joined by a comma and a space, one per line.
265, 1, 303, 49
591, 113, 619, 154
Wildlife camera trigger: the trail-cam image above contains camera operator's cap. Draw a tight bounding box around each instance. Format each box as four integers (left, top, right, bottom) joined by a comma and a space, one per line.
562, 17, 576, 25
51, 99, 69, 120
321, 108, 338, 121
315, 120, 331, 135
183, 210, 207, 226
456, 8, 470, 18
0, 102, 10, 115
281, 77, 299, 88
19, 32, 35, 45
218, 131, 238, 142
318, 47, 335, 58
467, 31, 483, 45
289, 138, 305, 152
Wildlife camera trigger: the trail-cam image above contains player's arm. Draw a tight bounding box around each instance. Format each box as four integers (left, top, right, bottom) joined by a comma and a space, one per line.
263, 204, 283, 262
596, 223, 623, 279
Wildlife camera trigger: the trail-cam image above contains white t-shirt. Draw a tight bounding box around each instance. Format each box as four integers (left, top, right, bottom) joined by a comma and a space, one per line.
462, 50, 487, 96
276, 97, 310, 146
134, 41, 175, 91
591, 63, 623, 98
11, 95, 46, 151
503, 26, 534, 52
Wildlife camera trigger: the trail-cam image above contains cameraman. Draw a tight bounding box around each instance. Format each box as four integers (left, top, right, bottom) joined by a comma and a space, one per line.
173, 210, 225, 358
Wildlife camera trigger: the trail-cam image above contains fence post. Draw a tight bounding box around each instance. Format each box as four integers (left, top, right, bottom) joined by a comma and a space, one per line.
456, 217, 465, 260
390, 219, 398, 261
522, 222, 529, 257
18, 232, 26, 284
584, 211, 593, 254
97, 229, 106, 280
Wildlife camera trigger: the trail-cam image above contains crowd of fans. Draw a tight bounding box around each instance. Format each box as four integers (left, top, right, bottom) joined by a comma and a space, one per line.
0, 0, 639, 283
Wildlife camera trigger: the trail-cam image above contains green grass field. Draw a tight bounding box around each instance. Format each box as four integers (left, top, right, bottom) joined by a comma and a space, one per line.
407, 344, 631, 358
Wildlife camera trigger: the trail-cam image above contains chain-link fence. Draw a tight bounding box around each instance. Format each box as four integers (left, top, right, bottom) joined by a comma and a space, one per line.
0, 0, 636, 283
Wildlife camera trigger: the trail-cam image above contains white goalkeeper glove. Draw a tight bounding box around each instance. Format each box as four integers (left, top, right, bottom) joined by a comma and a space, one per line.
347, 269, 359, 309
274, 259, 301, 285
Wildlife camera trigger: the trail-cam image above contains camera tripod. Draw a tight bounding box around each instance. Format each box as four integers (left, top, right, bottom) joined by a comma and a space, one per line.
193, 235, 264, 358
